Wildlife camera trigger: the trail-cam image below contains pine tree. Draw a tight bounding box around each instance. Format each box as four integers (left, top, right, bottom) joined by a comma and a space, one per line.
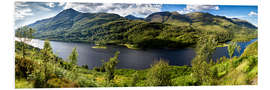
41, 39, 53, 62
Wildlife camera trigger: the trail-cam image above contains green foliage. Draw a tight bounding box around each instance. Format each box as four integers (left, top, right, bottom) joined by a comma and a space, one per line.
29, 9, 257, 49
15, 27, 36, 58
15, 26, 36, 39
194, 36, 218, 61
146, 60, 172, 86
191, 37, 218, 85
15, 78, 34, 88
15, 54, 36, 78
41, 39, 54, 62
241, 41, 258, 57
227, 42, 240, 58
81, 64, 89, 69
212, 41, 258, 85
69, 47, 78, 65
15, 28, 258, 87
131, 71, 139, 86
104, 51, 120, 85
47, 78, 78, 88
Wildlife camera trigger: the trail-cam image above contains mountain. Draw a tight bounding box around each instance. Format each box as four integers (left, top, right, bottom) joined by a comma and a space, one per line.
146, 12, 257, 30
124, 15, 144, 20
231, 18, 257, 29
29, 8, 124, 34
145, 11, 191, 26
25, 9, 257, 48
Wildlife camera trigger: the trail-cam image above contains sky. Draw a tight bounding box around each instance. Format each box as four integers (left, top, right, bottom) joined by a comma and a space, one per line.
15, 2, 258, 28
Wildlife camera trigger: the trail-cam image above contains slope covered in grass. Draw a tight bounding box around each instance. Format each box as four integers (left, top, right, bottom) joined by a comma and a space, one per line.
213, 41, 258, 85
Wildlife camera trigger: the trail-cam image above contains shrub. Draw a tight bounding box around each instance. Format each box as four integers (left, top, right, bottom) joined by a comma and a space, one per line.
93, 66, 105, 72
47, 78, 78, 88
15, 56, 36, 78
82, 64, 89, 69
146, 60, 172, 86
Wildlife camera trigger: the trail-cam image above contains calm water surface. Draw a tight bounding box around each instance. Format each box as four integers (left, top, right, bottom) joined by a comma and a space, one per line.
23, 38, 257, 69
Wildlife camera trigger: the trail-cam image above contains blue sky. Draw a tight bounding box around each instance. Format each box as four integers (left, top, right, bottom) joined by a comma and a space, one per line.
15, 2, 257, 28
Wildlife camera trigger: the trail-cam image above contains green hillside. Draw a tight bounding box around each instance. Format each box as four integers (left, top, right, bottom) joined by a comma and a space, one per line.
22, 9, 257, 49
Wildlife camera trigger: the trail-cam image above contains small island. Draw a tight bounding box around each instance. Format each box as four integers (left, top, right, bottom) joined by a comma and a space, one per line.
122, 44, 140, 50
92, 45, 107, 49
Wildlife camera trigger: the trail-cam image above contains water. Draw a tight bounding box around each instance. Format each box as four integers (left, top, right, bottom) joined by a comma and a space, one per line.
212, 38, 258, 60
19, 38, 257, 70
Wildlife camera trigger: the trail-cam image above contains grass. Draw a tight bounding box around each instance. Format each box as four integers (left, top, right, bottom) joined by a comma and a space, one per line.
214, 41, 258, 85
216, 43, 229, 47
232, 35, 257, 42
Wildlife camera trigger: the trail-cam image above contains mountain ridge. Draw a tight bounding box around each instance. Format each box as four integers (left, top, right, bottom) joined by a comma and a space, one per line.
22, 8, 257, 49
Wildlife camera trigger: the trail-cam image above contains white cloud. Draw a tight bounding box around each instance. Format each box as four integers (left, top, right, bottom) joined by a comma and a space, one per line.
186, 5, 219, 11
63, 3, 162, 17
177, 5, 219, 14
15, 2, 29, 7
15, 2, 56, 20
248, 11, 257, 16
36, 5, 52, 11
46, 2, 56, 8
15, 2, 33, 20
15, 2, 62, 28
225, 15, 247, 19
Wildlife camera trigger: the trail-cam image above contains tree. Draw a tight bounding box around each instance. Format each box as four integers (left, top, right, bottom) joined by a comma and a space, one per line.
104, 51, 120, 85
194, 36, 218, 61
41, 39, 54, 62
69, 47, 78, 65
146, 60, 172, 86
227, 42, 240, 58
15, 27, 36, 58
191, 36, 218, 85
67, 47, 79, 81
33, 40, 54, 87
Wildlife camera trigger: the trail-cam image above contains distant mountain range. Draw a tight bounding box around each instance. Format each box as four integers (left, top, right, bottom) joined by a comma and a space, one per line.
124, 15, 144, 20
25, 8, 257, 48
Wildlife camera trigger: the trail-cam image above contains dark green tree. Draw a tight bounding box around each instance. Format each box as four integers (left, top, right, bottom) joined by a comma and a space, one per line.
41, 39, 54, 62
